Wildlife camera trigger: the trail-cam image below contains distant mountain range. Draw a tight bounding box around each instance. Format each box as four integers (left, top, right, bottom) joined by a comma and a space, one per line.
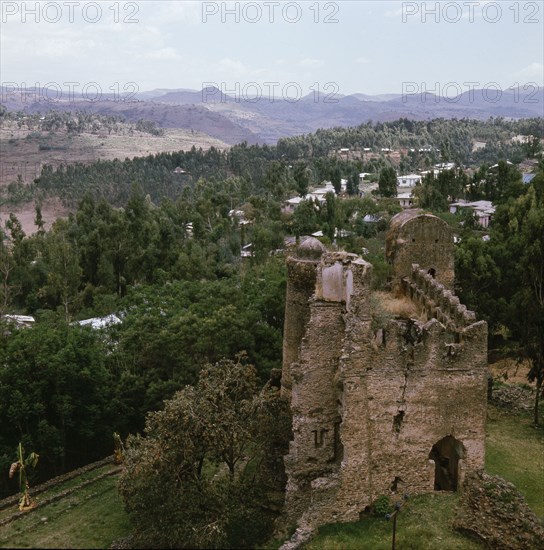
2, 85, 542, 145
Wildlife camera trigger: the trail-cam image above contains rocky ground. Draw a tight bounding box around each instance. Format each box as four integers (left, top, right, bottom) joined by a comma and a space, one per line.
454, 470, 544, 550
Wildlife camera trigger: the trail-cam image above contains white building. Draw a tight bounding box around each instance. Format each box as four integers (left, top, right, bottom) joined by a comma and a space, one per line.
240, 243, 254, 258
2, 315, 35, 329
359, 172, 371, 185
434, 162, 456, 171
78, 314, 122, 330
397, 174, 422, 188
397, 192, 415, 208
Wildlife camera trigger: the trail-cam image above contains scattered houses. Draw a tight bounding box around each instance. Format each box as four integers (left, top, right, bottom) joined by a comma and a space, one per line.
449, 199, 495, 228
434, 162, 456, 171
358, 172, 371, 184
229, 209, 252, 226
282, 181, 346, 214
511, 134, 534, 144
283, 196, 307, 214
240, 243, 254, 258
397, 191, 415, 208
472, 140, 487, 151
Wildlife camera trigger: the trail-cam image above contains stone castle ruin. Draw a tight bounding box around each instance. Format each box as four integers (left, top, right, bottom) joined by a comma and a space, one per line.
281, 210, 488, 531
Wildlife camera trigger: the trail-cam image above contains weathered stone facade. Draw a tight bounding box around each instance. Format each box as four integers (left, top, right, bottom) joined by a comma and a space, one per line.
281, 213, 488, 533
386, 209, 455, 290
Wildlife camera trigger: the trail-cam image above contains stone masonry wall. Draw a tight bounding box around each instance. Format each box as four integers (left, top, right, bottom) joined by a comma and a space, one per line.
387, 211, 455, 290
282, 221, 487, 532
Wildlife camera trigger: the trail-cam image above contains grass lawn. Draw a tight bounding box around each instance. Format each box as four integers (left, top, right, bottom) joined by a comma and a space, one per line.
0, 473, 131, 549
306, 492, 481, 550
485, 405, 544, 519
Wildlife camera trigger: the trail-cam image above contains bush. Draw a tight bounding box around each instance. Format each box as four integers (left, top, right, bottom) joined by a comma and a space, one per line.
372, 495, 393, 517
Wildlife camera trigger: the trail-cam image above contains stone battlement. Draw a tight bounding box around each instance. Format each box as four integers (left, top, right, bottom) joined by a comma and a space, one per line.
403, 264, 477, 330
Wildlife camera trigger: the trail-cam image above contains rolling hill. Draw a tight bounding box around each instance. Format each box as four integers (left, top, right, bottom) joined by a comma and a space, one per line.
2, 85, 542, 145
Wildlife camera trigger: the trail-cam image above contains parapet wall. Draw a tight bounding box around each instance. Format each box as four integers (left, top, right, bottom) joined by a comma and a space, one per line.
402, 264, 476, 330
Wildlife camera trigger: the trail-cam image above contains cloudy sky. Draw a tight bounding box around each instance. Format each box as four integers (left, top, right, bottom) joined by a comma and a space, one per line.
1, 0, 543, 98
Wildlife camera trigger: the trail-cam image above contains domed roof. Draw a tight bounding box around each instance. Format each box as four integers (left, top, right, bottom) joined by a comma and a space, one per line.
389, 209, 449, 231
296, 237, 326, 260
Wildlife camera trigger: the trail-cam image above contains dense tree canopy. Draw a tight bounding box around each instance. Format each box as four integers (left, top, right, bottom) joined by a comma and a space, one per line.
118, 357, 290, 549
456, 172, 544, 423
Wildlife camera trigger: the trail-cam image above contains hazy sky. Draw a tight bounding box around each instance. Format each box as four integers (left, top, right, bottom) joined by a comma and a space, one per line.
1, 0, 543, 99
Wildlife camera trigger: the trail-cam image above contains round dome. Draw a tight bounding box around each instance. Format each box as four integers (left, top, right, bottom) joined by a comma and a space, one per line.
296, 237, 326, 260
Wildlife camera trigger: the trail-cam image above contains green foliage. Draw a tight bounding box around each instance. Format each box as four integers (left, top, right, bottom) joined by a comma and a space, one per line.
0, 317, 118, 492
292, 199, 320, 236
414, 169, 467, 211
346, 170, 359, 196
456, 170, 544, 423
330, 164, 342, 194
294, 161, 310, 197
0, 176, 33, 206
118, 357, 290, 549
371, 495, 393, 517
378, 167, 397, 198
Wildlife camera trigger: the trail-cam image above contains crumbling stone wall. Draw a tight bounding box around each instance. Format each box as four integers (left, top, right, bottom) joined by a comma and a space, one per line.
386, 210, 455, 290
281, 215, 488, 533
403, 264, 477, 328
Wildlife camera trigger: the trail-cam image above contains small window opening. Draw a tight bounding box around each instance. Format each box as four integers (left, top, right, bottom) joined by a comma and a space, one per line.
393, 411, 405, 433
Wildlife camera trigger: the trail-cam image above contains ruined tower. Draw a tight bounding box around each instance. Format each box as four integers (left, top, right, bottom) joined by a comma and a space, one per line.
386, 209, 455, 290
281, 214, 488, 532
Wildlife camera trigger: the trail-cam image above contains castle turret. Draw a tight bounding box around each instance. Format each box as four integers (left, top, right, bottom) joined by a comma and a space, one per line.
281, 238, 326, 400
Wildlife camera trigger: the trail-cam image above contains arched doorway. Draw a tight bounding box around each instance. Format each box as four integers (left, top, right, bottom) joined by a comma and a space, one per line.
427, 268, 436, 278
429, 436, 465, 491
